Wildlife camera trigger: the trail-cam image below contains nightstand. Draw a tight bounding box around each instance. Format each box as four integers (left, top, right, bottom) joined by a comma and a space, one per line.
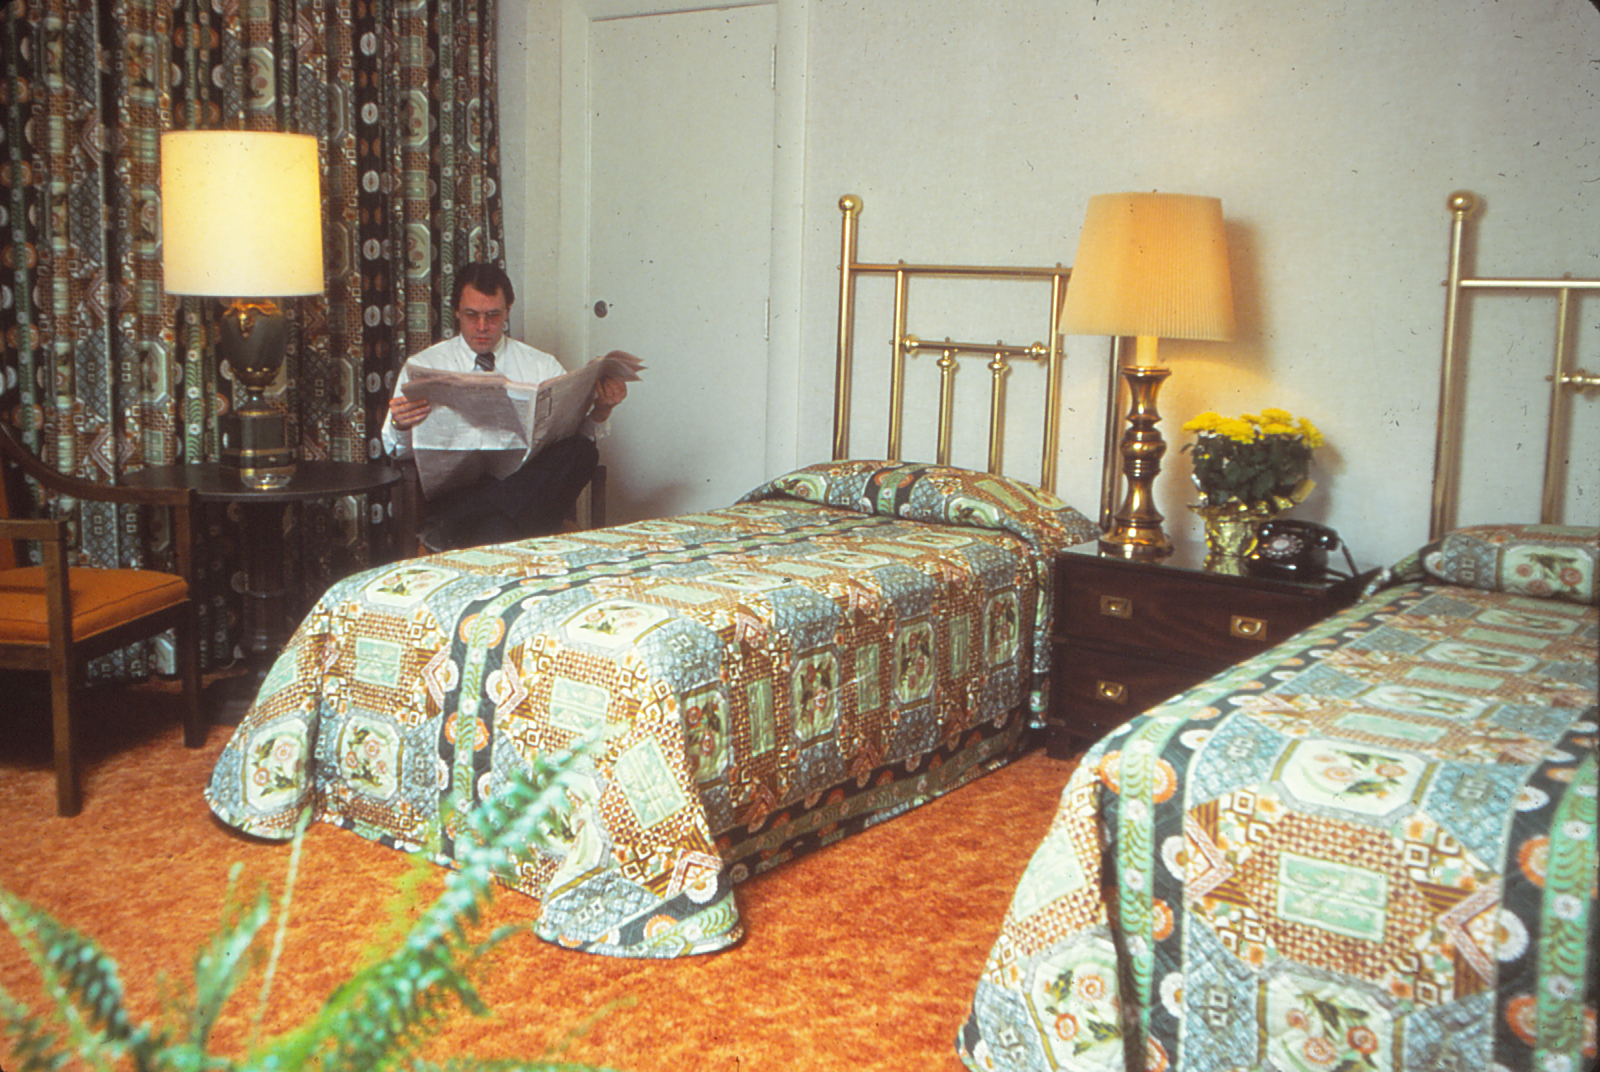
1044, 540, 1372, 757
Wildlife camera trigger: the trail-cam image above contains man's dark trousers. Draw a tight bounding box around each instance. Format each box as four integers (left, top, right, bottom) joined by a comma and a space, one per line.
421, 434, 598, 550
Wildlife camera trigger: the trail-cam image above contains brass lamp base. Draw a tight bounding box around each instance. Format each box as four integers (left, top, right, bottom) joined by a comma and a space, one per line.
220, 405, 294, 490
1099, 364, 1173, 560
219, 300, 295, 490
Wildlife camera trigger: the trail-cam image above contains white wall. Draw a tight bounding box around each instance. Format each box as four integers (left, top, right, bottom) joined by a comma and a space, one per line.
503, 0, 1600, 566
497, 1, 563, 353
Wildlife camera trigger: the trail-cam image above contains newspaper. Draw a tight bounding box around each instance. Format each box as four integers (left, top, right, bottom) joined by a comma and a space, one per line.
400, 350, 644, 499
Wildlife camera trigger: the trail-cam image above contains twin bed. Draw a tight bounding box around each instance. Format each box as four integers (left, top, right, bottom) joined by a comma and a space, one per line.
205, 193, 1595, 1069
958, 524, 1597, 1072
206, 196, 1101, 957
957, 193, 1598, 1072
207, 461, 1095, 956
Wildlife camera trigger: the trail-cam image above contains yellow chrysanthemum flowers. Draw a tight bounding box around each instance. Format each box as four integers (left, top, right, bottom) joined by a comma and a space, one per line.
1182, 406, 1323, 508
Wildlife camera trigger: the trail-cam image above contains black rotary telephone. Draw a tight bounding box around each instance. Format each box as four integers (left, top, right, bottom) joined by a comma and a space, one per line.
1247, 520, 1357, 580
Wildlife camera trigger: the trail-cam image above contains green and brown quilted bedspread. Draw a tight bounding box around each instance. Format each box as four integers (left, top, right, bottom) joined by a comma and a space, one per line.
206, 461, 1097, 958
960, 524, 1598, 1072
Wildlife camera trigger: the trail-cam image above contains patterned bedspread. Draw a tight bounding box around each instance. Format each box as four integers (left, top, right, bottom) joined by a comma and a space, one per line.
206, 461, 1096, 957
959, 524, 1598, 1072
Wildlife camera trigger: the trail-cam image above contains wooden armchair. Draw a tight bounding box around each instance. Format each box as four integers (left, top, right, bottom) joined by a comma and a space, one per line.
0, 421, 203, 816
391, 458, 607, 557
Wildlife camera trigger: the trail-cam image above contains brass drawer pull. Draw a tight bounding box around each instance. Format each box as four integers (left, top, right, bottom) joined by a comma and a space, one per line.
1095, 680, 1128, 704
1230, 614, 1267, 640
1099, 595, 1132, 620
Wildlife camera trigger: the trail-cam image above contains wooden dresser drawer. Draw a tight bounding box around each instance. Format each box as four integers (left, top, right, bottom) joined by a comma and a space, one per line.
1043, 543, 1371, 756
1048, 641, 1202, 746
1054, 554, 1339, 664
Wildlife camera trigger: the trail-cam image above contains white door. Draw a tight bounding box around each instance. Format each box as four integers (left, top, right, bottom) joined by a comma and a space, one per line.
581, 3, 777, 522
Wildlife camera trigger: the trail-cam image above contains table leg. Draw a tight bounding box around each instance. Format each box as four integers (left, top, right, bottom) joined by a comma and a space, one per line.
207, 500, 292, 725
239, 500, 293, 658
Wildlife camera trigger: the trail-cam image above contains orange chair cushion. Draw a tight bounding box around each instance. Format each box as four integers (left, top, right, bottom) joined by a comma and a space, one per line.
0, 566, 188, 644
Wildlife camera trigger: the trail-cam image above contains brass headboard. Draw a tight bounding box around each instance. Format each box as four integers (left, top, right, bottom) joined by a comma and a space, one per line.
832, 194, 1120, 512
1432, 191, 1600, 538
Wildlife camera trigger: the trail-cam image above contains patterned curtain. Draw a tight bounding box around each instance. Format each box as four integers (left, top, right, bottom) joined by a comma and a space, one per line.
0, 0, 503, 669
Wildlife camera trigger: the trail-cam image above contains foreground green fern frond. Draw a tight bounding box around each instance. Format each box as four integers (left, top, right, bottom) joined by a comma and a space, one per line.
0, 983, 70, 1072
0, 888, 161, 1070
2, 744, 624, 1072
303, 764, 586, 1071
192, 866, 273, 1050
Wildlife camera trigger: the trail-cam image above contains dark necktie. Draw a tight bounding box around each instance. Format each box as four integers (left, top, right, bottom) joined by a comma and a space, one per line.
474, 352, 495, 372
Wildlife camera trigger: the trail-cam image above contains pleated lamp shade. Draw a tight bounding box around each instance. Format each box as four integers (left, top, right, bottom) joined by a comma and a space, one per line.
160, 131, 324, 297
1059, 192, 1234, 347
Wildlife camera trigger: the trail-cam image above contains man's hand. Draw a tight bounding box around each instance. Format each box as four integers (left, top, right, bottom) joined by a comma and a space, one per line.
389, 394, 432, 430
588, 376, 628, 424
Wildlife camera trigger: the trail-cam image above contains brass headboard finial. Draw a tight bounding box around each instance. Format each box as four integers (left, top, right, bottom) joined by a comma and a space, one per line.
1446, 190, 1479, 218
839, 194, 863, 217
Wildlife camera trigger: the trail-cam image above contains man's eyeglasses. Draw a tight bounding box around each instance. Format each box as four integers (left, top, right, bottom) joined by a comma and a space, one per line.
458, 309, 506, 327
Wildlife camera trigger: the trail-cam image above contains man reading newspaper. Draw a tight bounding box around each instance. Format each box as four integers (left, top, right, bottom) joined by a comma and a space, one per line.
381, 263, 634, 551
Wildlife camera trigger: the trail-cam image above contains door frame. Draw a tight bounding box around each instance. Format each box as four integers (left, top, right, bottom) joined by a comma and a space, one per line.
555, 0, 808, 483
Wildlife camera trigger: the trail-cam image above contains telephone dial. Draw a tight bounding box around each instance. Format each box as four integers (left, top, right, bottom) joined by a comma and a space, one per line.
1247, 520, 1357, 580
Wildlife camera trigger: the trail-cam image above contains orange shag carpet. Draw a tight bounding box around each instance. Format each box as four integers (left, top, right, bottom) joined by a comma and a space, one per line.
0, 679, 1078, 1071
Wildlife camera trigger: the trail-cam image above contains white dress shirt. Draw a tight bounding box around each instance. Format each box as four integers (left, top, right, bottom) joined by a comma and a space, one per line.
381, 334, 605, 460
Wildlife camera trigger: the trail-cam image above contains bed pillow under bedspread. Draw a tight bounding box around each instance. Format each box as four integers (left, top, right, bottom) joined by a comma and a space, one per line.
1394, 522, 1598, 604
959, 574, 1597, 1072
206, 462, 1096, 958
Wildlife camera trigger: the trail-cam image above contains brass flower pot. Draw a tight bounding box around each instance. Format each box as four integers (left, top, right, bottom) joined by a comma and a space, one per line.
1192, 502, 1272, 575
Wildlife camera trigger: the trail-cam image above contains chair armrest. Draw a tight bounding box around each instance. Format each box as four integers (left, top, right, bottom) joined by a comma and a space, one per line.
0, 516, 68, 580
4, 420, 137, 497
1, 422, 198, 582
1, 421, 193, 507
0, 517, 68, 543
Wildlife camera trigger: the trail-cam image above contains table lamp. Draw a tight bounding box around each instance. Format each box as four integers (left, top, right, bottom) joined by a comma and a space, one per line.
1060, 192, 1235, 559
160, 130, 324, 489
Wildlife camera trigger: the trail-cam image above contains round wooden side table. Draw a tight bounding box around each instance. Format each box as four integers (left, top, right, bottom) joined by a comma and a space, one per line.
121, 460, 401, 721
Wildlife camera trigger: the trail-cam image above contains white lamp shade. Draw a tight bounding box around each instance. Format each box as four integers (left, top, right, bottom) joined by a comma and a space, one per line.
1060, 192, 1235, 343
160, 131, 324, 297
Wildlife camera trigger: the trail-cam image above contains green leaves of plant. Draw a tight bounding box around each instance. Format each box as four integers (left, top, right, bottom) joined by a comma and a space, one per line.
0, 985, 70, 1072
189, 863, 272, 1051
1, 742, 620, 1072
1185, 430, 1314, 508
0, 887, 156, 1070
